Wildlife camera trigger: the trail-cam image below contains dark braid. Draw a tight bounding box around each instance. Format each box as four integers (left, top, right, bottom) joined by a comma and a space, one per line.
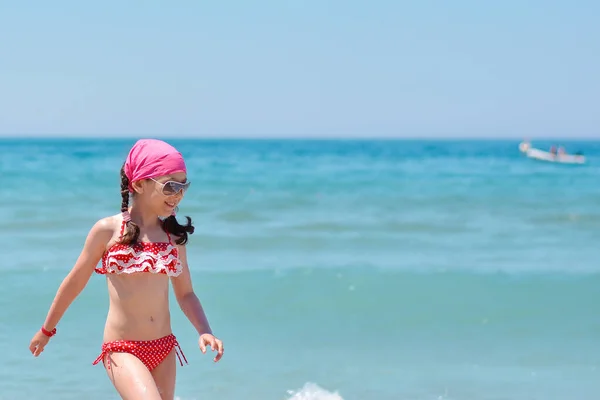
162, 214, 195, 245
118, 165, 140, 245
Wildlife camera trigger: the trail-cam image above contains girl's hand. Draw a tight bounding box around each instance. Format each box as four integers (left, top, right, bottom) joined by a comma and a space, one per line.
29, 330, 51, 357
198, 333, 224, 362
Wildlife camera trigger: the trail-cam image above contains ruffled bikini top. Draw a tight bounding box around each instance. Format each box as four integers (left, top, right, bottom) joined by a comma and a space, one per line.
95, 220, 183, 277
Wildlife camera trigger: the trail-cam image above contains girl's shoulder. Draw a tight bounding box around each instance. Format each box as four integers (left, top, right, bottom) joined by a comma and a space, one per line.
89, 213, 123, 247
94, 213, 123, 231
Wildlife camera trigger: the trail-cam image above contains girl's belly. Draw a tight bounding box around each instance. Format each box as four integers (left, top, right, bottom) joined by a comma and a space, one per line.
102, 273, 172, 341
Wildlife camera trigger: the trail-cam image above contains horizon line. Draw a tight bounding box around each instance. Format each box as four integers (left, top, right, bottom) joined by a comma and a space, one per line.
0, 134, 598, 141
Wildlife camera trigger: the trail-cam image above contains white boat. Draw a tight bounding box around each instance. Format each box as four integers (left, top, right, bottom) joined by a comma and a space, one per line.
519, 142, 586, 165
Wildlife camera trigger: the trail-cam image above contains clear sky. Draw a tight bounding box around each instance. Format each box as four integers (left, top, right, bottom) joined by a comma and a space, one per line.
0, 0, 598, 138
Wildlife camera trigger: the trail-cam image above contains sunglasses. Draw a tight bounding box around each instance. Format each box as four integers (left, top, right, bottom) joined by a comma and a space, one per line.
150, 178, 191, 196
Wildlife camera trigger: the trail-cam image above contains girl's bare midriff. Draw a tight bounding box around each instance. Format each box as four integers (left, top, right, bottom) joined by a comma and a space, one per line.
103, 273, 172, 342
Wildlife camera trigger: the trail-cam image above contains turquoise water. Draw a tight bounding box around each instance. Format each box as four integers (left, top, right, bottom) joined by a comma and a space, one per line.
1, 138, 600, 399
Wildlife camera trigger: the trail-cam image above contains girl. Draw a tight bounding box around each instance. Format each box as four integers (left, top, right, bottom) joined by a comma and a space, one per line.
29, 139, 224, 400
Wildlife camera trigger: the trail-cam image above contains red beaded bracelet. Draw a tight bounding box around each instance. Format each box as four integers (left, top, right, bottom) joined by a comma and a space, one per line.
41, 326, 57, 337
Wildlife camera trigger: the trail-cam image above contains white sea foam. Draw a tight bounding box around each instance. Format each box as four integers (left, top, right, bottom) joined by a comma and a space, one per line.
286, 382, 344, 400
171, 383, 343, 400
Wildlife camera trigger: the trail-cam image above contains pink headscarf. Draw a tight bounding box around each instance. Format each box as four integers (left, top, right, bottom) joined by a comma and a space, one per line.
124, 139, 187, 193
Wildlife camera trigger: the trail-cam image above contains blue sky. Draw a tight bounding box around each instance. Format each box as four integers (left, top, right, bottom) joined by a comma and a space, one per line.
0, 0, 598, 138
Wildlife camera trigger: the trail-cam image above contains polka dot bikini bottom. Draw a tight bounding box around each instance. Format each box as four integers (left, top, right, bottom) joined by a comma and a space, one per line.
92, 333, 188, 372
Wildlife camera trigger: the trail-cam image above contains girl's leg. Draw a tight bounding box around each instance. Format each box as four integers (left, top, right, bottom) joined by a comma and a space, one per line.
104, 352, 163, 400
150, 349, 177, 400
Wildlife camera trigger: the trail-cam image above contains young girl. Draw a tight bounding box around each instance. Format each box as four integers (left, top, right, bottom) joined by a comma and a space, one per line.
29, 139, 224, 400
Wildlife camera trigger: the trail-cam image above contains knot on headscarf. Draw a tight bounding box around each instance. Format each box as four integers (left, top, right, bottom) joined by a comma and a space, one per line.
124, 139, 187, 192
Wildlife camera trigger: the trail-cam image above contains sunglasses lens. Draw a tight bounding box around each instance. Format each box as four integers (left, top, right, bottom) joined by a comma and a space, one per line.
163, 181, 190, 195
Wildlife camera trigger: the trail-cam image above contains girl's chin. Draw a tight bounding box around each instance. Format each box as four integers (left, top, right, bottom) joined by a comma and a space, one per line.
157, 208, 175, 219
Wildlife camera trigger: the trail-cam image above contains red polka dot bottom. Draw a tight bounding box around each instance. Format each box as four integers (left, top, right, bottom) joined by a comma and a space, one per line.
92, 333, 188, 371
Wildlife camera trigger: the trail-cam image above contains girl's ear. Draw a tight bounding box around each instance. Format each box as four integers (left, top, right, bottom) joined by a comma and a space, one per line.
131, 180, 145, 194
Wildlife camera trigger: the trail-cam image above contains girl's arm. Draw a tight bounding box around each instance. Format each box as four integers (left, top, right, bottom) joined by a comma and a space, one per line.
170, 244, 212, 335
171, 244, 224, 362
41, 218, 114, 331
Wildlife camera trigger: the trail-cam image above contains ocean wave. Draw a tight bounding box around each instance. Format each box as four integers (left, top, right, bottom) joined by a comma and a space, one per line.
286, 383, 344, 400
171, 383, 343, 400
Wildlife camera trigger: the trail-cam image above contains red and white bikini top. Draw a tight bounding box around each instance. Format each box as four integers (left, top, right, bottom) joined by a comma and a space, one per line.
95, 221, 183, 277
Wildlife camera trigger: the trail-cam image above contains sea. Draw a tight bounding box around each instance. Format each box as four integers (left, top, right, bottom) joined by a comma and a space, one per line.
1, 138, 599, 400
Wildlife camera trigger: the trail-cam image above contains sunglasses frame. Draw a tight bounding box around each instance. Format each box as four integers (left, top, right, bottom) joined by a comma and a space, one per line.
149, 177, 191, 196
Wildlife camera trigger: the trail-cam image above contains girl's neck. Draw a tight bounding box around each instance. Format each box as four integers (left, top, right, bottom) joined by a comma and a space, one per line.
128, 204, 161, 229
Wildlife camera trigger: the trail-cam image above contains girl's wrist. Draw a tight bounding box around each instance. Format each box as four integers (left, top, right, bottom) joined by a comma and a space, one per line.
41, 326, 57, 337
